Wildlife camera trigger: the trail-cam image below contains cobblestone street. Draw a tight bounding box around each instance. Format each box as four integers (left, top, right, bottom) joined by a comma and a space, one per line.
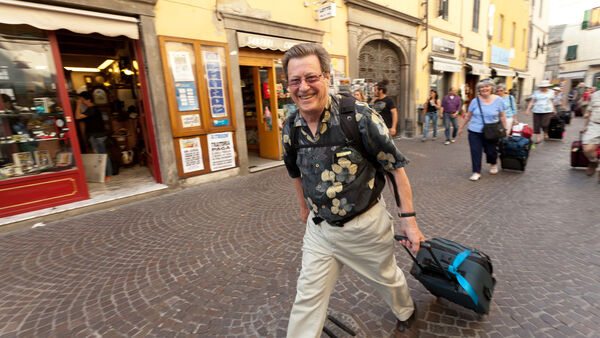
0, 116, 599, 337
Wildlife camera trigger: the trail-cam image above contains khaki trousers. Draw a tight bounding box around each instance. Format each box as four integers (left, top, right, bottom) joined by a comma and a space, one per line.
286, 198, 414, 338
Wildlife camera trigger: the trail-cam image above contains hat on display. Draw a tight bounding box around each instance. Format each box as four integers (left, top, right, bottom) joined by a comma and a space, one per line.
552, 86, 561, 91
538, 80, 553, 88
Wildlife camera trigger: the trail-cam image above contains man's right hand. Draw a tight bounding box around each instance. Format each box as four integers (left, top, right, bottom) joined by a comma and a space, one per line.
300, 206, 309, 223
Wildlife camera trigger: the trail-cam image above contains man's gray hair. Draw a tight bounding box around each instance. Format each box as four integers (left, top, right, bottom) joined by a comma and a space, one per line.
476, 78, 496, 94
282, 43, 330, 79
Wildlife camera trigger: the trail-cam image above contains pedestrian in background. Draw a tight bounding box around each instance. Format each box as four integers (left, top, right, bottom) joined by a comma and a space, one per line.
422, 89, 441, 142
458, 78, 506, 181
525, 80, 556, 144
441, 87, 461, 145
352, 88, 367, 102
372, 79, 398, 136
496, 83, 517, 132
582, 89, 600, 181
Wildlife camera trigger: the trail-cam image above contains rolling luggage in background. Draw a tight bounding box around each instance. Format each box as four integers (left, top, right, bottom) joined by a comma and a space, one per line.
499, 136, 531, 171
571, 138, 600, 167
395, 236, 496, 314
559, 110, 572, 124
548, 116, 565, 139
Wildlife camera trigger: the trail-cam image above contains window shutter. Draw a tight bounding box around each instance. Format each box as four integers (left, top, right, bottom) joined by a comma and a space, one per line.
582, 9, 590, 29
566, 45, 578, 61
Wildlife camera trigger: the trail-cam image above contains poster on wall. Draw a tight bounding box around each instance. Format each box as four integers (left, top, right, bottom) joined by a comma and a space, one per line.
181, 114, 201, 128
179, 137, 204, 173
202, 51, 228, 120
175, 81, 199, 112
207, 132, 235, 171
168, 51, 195, 82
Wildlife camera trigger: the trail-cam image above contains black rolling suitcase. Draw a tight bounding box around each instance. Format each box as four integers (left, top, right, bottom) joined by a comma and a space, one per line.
548, 116, 565, 139
499, 136, 531, 171
395, 236, 496, 314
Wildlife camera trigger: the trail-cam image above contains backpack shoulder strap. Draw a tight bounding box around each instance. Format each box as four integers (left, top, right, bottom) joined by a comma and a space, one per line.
337, 95, 401, 207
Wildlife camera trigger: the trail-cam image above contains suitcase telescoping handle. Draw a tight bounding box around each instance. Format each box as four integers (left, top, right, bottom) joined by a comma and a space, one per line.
394, 235, 453, 281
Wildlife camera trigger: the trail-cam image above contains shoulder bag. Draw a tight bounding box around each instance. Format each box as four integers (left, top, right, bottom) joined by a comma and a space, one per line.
477, 98, 506, 143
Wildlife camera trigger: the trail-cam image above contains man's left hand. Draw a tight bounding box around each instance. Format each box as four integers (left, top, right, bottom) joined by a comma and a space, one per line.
389, 127, 397, 136
398, 217, 425, 254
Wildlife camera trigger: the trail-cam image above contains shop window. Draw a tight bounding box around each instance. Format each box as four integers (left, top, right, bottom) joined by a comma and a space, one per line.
0, 25, 75, 181
565, 45, 577, 61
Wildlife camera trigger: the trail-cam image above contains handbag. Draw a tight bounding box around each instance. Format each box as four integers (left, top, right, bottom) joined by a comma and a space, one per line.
477, 98, 506, 143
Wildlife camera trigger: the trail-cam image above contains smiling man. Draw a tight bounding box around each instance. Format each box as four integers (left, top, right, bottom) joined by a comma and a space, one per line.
281, 43, 425, 338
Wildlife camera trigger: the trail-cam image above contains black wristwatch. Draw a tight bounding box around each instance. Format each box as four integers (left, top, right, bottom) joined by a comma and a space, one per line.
399, 212, 416, 218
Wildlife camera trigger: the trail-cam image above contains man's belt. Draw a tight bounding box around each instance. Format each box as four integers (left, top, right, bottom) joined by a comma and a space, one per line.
312, 196, 381, 227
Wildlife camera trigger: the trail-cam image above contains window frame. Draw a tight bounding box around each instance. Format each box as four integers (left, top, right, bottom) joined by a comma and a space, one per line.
472, 0, 480, 32
565, 45, 578, 61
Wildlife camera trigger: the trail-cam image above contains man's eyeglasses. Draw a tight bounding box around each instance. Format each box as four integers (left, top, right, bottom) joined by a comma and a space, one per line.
288, 74, 325, 88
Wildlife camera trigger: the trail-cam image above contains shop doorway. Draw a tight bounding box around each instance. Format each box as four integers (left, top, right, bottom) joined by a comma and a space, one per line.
239, 49, 292, 170
465, 74, 479, 108
56, 31, 160, 195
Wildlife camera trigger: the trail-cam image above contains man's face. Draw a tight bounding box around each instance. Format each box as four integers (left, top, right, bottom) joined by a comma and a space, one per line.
287, 55, 329, 116
373, 86, 380, 97
450, 88, 458, 96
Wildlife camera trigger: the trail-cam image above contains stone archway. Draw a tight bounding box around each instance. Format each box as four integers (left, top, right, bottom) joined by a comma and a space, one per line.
358, 39, 404, 131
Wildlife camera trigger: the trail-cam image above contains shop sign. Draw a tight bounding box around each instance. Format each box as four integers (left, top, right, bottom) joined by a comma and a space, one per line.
208, 132, 236, 171
203, 51, 228, 118
491, 45, 510, 66
432, 37, 455, 55
174, 82, 199, 112
168, 51, 194, 82
237, 32, 306, 52
180, 137, 204, 173
213, 119, 229, 126
181, 114, 201, 128
466, 48, 483, 61
318, 3, 336, 20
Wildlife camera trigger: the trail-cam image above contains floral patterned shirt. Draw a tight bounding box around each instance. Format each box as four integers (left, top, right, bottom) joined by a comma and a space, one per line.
282, 95, 409, 223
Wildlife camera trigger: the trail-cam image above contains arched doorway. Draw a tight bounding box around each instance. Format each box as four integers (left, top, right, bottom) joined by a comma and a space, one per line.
358, 40, 403, 131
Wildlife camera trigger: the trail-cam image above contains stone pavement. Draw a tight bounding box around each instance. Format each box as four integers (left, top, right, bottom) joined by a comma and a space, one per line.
0, 115, 599, 337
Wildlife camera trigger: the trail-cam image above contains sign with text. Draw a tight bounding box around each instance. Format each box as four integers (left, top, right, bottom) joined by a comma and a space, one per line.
174, 81, 199, 112
466, 48, 483, 61
432, 37, 455, 55
179, 137, 204, 173
203, 51, 228, 119
208, 132, 236, 171
318, 3, 336, 20
491, 45, 510, 66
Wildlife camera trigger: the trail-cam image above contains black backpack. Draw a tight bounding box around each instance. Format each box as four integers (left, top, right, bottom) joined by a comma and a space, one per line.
287, 95, 401, 213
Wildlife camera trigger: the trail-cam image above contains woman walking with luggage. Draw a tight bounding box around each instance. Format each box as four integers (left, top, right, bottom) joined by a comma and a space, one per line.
496, 83, 517, 131
525, 80, 557, 144
423, 89, 441, 141
458, 78, 506, 181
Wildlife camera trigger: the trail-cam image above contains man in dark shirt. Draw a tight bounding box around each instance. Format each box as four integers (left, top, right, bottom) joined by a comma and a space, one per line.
372, 79, 398, 136
281, 43, 424, 337
75, 91, 112, 178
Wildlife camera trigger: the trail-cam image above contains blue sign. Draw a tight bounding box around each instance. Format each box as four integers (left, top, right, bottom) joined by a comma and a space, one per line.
491, 46, 510, 66
213, 119, 229, 126
175, 81, 199, 111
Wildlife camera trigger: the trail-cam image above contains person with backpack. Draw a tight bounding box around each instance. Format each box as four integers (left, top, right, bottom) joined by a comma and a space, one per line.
281, 43, 425, 338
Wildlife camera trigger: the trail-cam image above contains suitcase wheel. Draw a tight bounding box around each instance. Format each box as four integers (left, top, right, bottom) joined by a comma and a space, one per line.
483, 286, 493, 300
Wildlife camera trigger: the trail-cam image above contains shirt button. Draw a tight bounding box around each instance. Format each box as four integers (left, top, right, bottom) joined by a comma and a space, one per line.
321, 205, 325, 209
315, 163, 320, 168
317, 185, 321, 189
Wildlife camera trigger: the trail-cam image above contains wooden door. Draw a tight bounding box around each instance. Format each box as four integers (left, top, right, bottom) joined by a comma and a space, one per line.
254, 66, 281, 159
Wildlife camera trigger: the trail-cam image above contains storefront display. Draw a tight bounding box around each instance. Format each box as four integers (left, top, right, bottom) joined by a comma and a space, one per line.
160, 37, 238, 177
0, 25, 75, 181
